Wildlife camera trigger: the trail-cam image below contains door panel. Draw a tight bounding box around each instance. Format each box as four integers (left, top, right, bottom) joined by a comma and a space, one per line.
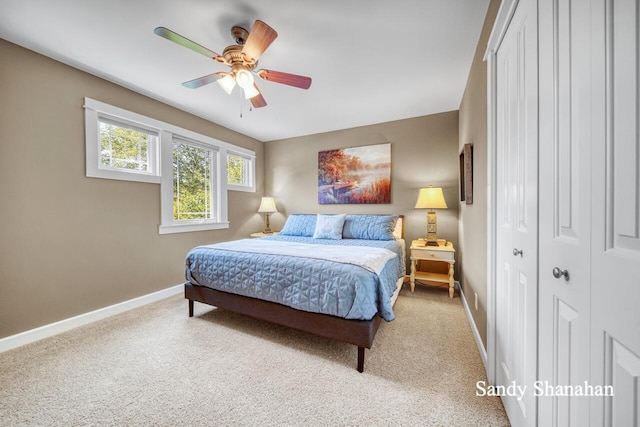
606, 337, 640, 426
494, 0, 538, 425
554, 299, 580, 426
538, 0, 592, 425
591, 0, 640, 423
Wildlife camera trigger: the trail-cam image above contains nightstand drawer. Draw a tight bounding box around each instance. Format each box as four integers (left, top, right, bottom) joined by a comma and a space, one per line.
411, 248, 455, 261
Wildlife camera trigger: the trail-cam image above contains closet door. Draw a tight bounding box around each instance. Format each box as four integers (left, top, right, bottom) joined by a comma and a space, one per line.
538, 0, 592, 425
590, 0, 640, 424
494, 0, 538, 425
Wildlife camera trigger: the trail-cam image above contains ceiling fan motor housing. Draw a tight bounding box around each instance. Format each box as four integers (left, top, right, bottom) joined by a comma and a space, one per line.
218, 44, 257, 75
231, 25, 249, 46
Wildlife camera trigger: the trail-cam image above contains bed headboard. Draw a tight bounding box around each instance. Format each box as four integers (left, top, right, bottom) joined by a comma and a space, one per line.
394, 215, 405, 240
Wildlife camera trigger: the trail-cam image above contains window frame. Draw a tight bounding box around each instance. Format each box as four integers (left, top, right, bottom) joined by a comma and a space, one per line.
85, 99, 161, 183
226, 150, 256, 192
99, 119, 158, 175
83, 98, 256, 235
172, 138, 217, 223
160, 135, 224, 234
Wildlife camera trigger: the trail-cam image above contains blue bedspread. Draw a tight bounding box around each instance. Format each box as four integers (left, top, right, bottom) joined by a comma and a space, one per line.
185, 235, 405, 321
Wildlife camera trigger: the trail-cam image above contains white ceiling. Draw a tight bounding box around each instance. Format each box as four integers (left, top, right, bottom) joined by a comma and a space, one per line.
0, 0, 489, 142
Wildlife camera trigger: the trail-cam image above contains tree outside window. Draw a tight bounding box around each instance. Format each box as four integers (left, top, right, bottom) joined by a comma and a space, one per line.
99, 122, 154, 173
173, 143, 213, 221
227, 154, 246, 185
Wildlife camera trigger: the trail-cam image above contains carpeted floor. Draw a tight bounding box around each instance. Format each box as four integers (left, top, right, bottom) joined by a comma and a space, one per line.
0, 284, 509, 426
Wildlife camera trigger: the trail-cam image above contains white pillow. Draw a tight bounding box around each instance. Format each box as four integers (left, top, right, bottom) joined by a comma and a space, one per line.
313, 214, 346, 240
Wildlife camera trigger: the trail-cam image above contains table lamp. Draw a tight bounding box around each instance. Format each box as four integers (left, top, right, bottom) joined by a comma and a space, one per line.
415, 186, 447, 246
258, 196, 277, 234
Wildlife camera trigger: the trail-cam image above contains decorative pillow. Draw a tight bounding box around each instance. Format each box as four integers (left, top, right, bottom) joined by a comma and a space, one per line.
279, 214, 317, 237
342, 214, 399, 240
313, 214, 346, 240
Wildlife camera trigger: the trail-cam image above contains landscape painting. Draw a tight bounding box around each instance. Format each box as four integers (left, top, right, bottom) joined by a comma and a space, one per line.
318, 143, 391, 204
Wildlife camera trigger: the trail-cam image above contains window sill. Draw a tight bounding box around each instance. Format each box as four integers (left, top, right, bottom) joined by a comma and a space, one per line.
227, 183, 256, 192
158, 221, 230, 235
87, 168, 161, 184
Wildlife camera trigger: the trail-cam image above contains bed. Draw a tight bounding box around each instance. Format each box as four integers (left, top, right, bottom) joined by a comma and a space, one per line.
184, 214, 405, 372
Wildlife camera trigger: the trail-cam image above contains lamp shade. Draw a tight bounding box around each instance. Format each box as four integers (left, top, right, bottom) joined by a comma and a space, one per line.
258, 196, 278, 213
242, 83, 260, 100
216, 73, 236, 95
415, 186, 447, 209
236, 69, 254, 89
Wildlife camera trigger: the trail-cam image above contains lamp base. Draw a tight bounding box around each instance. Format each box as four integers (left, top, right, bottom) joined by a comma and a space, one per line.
263, 214, 273, 234
425, 210, 439, 246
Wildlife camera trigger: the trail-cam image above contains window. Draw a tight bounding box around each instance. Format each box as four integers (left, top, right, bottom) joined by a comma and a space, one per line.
99, 119, 157, 174
160, 134, 228, 234
173, 140, 215, 222
227, 152, 255, 191
85, 99, 160, 183
84, 97, 255, 234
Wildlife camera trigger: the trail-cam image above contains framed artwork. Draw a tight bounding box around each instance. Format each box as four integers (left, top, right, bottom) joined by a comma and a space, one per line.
460, 143, 473, 204
318, 143, 391, 204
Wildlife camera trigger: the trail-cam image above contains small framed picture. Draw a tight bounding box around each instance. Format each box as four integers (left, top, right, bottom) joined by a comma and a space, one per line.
460, 143, 473, 204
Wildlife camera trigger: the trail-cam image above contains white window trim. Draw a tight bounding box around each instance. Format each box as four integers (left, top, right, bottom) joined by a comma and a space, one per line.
84, 99, 161, 184
159, 134, 229, 235
83, 98, 255, 234
226, 150, 256, 192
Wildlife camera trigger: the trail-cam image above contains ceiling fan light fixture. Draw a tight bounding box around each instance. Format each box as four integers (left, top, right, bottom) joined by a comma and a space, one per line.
217, 73, 236, 95
243, 84, 260, 100
235, 69, 255, 90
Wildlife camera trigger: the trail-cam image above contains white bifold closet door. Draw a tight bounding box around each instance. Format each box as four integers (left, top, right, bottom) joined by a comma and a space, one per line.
590, 0, 640, 424
539, 0, 640, 425
494, 0, 538, 425
538, 0, 592, 425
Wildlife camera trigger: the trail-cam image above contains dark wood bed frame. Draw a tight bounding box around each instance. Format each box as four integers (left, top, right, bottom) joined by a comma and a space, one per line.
185, 215, 404, 373
186, 283, 381, 372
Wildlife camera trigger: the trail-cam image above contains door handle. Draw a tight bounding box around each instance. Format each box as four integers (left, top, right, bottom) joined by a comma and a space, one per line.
513, 248, 523, 257
552, 267, 570, 281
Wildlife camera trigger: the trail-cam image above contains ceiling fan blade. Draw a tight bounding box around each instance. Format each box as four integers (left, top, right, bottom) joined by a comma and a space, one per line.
250, 84, 267, 108
242, 20, 277, 61
154, 27, 221, 59
257, 69, 312, 89
182, 72, 225, 89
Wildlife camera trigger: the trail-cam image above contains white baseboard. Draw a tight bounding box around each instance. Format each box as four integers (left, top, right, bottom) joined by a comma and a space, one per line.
459, 287, 488, 371
0, 284, 183, 353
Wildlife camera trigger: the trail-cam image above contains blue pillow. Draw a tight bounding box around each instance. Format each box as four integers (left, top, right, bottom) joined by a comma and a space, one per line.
342, 214, 399, 240
279, 214, 317, 237
313, 214, 346, 240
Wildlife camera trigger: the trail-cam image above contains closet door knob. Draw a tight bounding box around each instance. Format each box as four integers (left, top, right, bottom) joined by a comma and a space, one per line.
513, 248, 523, 257
552, 267, 570, 281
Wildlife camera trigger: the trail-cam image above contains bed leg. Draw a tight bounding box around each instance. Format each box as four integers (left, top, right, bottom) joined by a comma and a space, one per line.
357, 347, 365, 373
188, 300, 194, 317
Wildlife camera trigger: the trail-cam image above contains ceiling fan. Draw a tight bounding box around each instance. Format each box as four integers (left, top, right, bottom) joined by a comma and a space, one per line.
154, 20, 312, 108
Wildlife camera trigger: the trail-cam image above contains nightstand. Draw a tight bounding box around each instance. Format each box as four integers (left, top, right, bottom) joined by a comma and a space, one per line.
250, 231, 279, 238
410, 240, 456, 298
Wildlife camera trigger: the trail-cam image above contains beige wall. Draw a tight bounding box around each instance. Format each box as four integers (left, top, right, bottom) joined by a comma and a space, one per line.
264, 112, 460, 272
0, 39, 264, 338
457, 0, 500, 349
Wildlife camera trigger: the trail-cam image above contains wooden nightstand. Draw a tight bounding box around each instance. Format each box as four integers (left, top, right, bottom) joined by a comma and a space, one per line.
249, 231, 279, 237
410, 240, 456, 298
